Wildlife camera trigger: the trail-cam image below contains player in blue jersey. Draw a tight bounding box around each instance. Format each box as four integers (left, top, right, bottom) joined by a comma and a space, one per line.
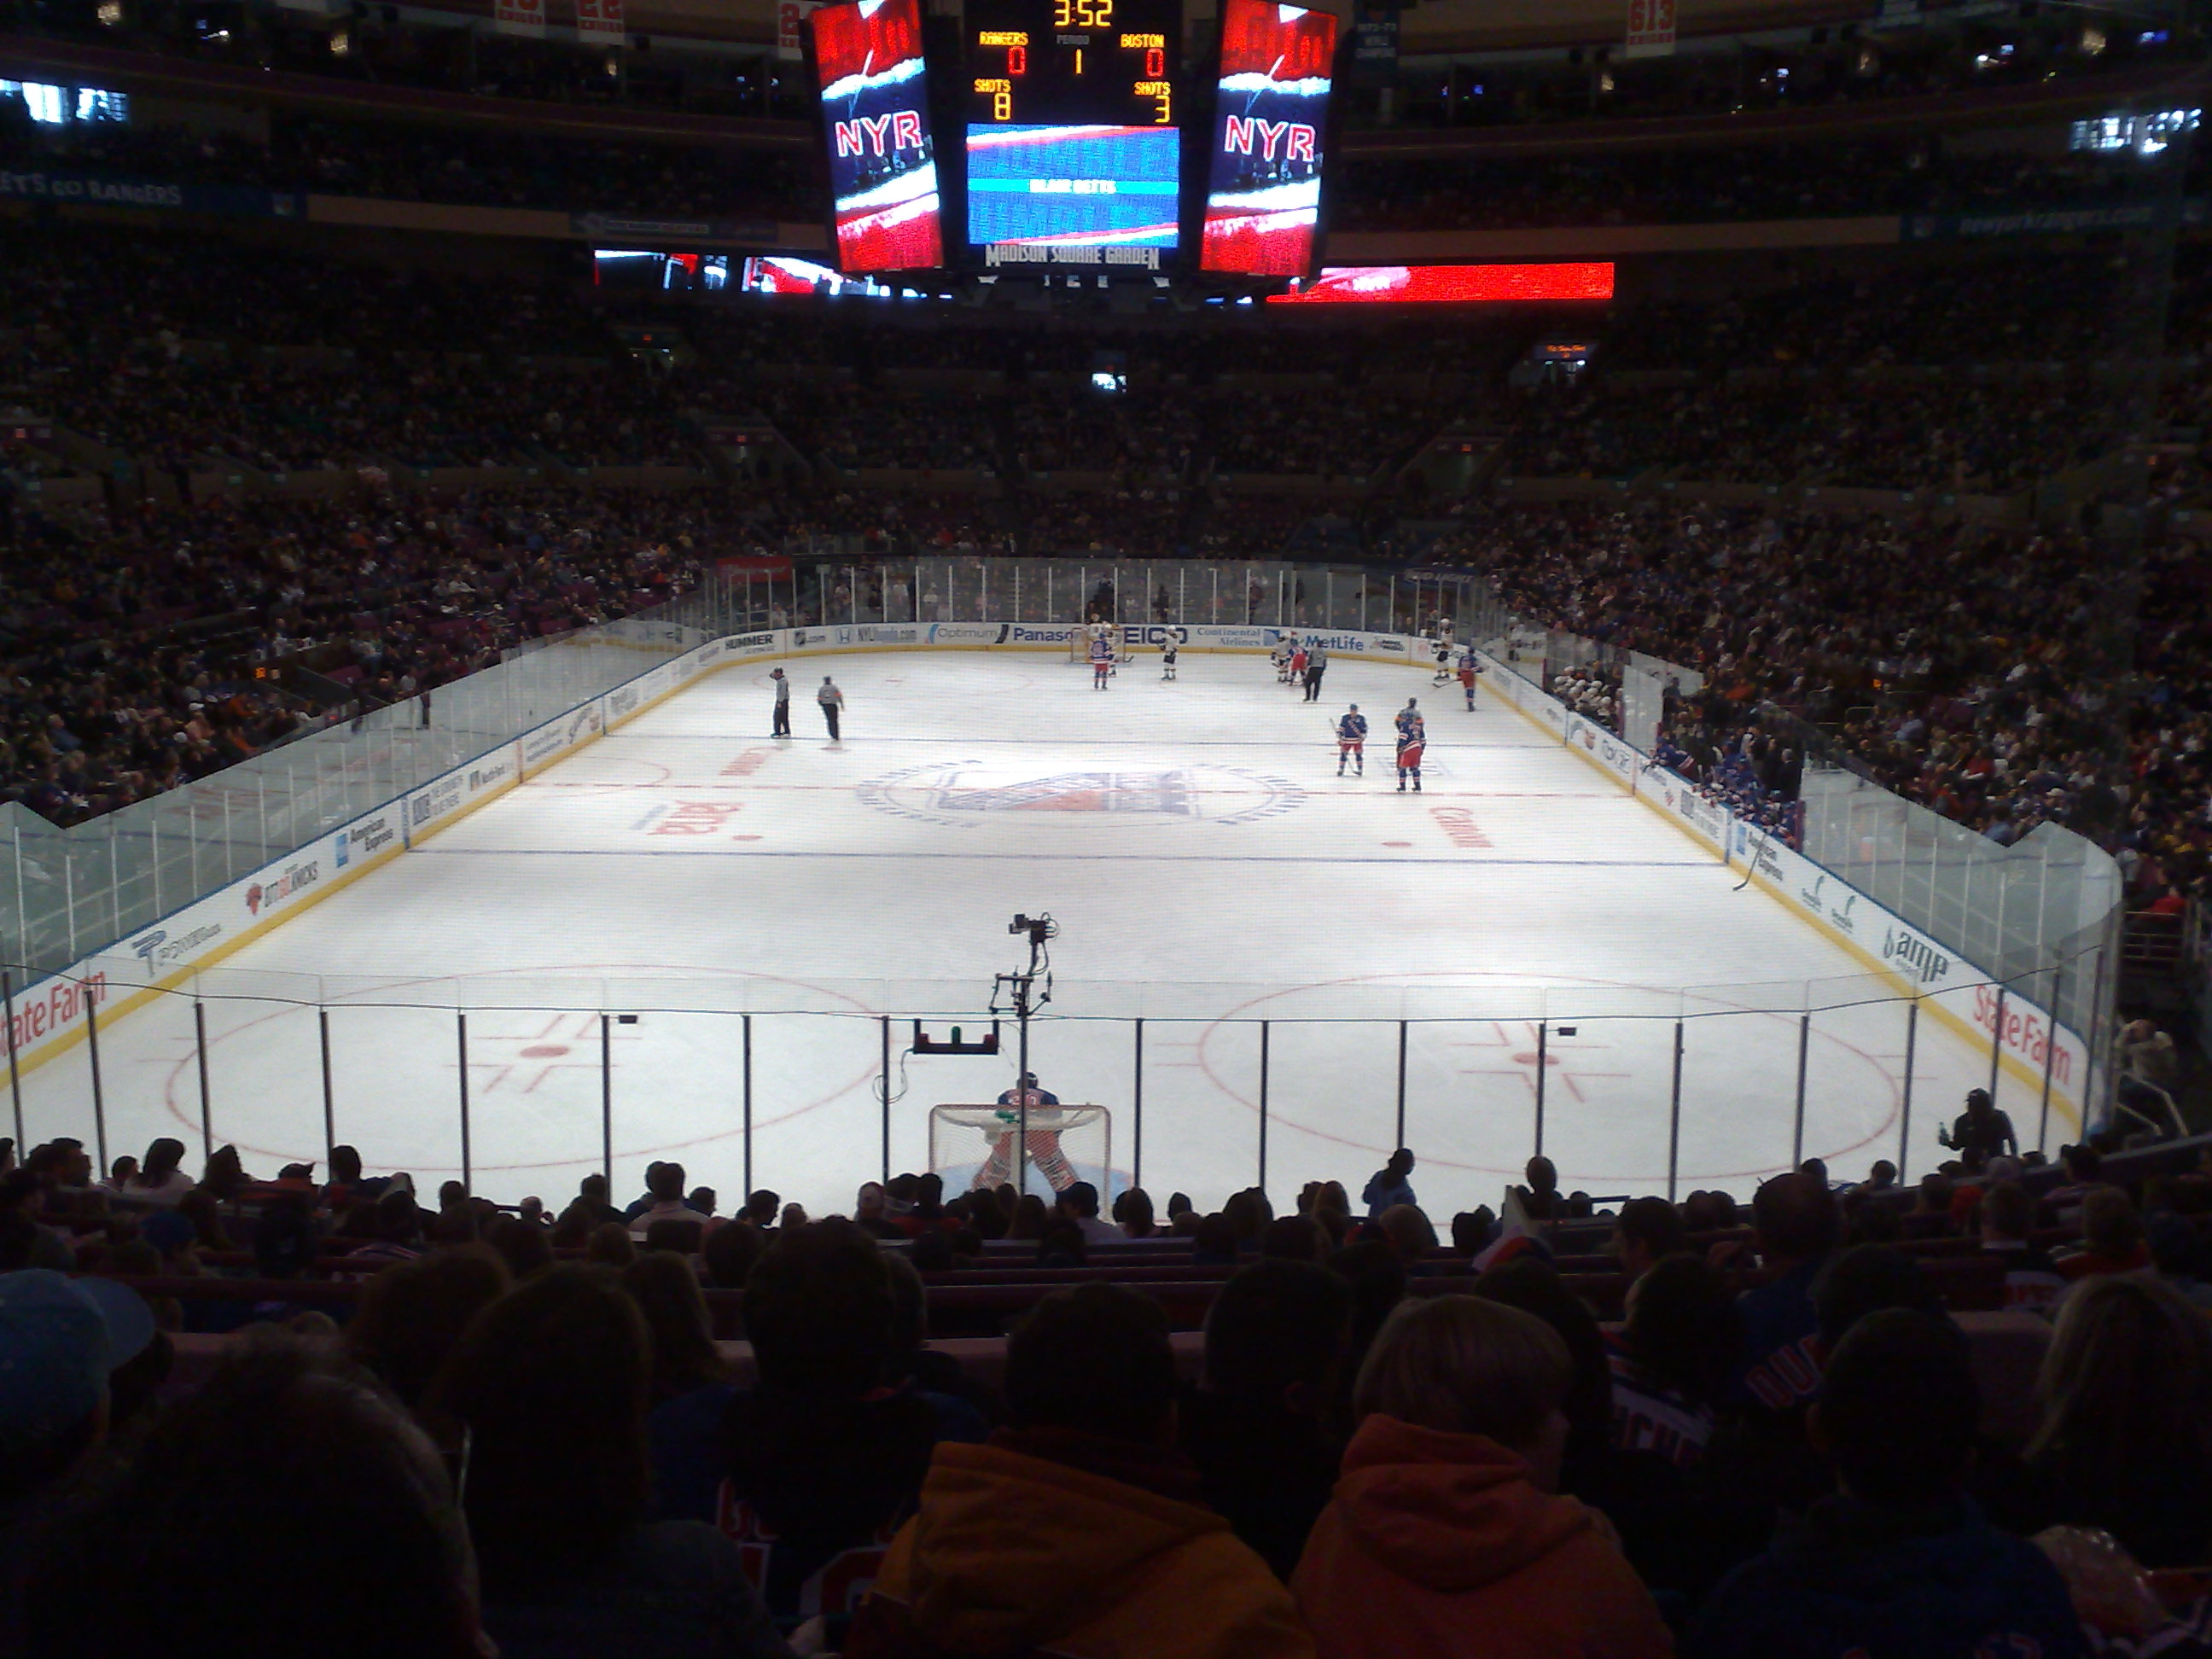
1395, 701, 1427, 793
1089, 630, 1115, 690
1336, 704, 1368, 776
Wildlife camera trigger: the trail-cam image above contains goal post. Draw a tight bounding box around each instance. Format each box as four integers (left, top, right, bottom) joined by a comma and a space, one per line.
928, 1103, 1114, 1197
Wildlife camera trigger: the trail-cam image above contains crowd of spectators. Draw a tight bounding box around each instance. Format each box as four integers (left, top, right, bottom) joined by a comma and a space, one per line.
1334, 140, 2197, 235
0, 487, 720, 822
1417, 498, 2212, 904
1, 223, 701, 475
1, 104, 816, 224
1505, 375, 2103, 492
4, 1120, 2211, 1657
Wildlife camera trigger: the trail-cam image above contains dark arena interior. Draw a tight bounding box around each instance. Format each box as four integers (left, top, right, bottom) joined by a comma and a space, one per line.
6, 0, 2212, 1652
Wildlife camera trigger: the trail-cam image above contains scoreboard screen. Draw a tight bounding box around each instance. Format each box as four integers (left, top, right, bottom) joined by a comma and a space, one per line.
1199, 0, 1337, 276
812, 0, 945, 273
965, 0, 1183, 251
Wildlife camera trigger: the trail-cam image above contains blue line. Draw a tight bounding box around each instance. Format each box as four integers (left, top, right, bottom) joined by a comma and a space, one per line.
410, 848, 1708, 867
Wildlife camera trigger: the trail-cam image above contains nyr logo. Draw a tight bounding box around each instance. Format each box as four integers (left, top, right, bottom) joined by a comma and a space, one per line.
833, 111, 925, 159
1221, 117, 1317, 163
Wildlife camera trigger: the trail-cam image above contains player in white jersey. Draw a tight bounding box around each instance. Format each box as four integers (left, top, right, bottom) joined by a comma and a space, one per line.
1089, 631, 1115, 689
1160, 636, 1179, 680
1272, 637, 1295, 682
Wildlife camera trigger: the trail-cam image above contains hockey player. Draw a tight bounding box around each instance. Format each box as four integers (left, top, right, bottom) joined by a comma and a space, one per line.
978, 1071, 1079, 1191
1432, 637, 1457, 686
1396, 719, 1427, 794
1160, 635, 1179, 681
1289, 638, 1310, 686
1336, 704, 1368, 777
1394, 698, 1425, 791
1089, 629, 1115, 690
1272, 637, 1295, 683
1458, 647, 1485, 711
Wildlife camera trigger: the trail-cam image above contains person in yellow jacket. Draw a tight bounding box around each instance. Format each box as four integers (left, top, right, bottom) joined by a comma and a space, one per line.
846, 1284, 1315, 1659
1293, 1295, 1674, 1659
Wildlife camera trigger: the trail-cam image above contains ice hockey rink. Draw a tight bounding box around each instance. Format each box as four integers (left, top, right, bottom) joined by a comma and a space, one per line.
13, 647, 2028, 1220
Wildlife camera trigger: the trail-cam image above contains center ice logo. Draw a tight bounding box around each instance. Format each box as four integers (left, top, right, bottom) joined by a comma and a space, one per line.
858, 761, 1303, 830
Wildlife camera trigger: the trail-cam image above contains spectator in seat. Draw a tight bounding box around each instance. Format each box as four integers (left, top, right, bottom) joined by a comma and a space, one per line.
1686, 1309, 2084, 1659
702, 1220, 765, 1293
25, 1336, 491, 1659
1116, 1186, 1159, 1239
1732, 1171, 1841, 1413
1376, 1204, 1438, 1268
1293, 1294, 1672, 1659
1472, 1258, 1617, 1504
1612, 1196, 1688, 1284
623, 1252, 734, 1526
1507, 1155, 1563, 1225
718, 1220, 940, 1636
344, 1244, 510, 1412
628, 1161, 704, 1243
853, 1181, 903, 1239
2044, 1145, 2103, 1223
849, 1282, 1313, 1659
1812, 1246, 1947, 1353
1980, 1179, 2065, 1315
0, 1269, 156, 1638
2056, 1187, 2151, 1283
323, 1143, 389, 1210
1361, 1148, 1417, 1219
1056, 1179, 1121, 1248
1182, 1260, 1353, 1580
743, 1190, 781, 1231
573, 1173, 624, 1226
2013, 1275, 2212, 1568
125, 1137, 193, 1206
487, 1215, 555, 1282
430, 1264, 792, 1659
1607, 1254, 1738, 1470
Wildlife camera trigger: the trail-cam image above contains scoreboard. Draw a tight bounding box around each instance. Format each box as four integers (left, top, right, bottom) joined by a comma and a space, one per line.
804, 0, 1342, 277
967, 0, 1179, 129
963, 0, 1185, 253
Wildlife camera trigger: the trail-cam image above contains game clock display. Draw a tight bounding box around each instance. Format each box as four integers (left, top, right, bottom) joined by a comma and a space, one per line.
964, 0, 1183, 250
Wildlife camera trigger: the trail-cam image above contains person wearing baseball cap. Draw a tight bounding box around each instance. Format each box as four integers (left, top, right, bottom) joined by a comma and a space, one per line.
0, 1269, 155, 1504
1, 1268, 156, 1644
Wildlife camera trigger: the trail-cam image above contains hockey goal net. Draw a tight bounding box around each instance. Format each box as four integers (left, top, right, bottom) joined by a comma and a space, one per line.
928, 1103, 1114, 1196
1067, 626, 1097, 665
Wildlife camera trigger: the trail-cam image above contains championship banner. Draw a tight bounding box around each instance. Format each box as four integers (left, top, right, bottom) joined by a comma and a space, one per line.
495, 0, 547, 37
1350, 2, 1399, 88
1624, 0, 1675, 57
777, 0, 818, 60
576, 0, 624, 40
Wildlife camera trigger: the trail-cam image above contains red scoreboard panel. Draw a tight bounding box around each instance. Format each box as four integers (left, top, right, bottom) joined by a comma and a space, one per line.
812, 0, 945, 272
1199, 0, 1338, 276
1268, 264, 1618, 304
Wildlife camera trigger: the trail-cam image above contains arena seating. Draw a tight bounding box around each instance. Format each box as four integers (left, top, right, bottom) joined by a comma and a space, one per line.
8, 1125, 2210, 1652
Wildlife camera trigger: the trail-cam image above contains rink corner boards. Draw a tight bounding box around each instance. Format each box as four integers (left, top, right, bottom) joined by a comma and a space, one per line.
1481, 658, 2085, 1135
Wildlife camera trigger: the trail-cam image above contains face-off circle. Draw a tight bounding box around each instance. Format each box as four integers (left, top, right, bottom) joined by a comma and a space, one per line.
856, 759, 1305, 830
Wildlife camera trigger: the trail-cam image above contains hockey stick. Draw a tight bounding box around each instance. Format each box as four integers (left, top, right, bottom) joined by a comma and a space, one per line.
1734, 827, 1767, 891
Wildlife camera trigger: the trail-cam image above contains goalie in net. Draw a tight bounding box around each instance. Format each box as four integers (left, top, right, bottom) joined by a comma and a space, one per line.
938, 1073, 1103, 1193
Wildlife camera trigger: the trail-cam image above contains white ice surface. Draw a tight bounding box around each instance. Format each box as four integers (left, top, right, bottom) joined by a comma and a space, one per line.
21, 650, 2023, 1219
